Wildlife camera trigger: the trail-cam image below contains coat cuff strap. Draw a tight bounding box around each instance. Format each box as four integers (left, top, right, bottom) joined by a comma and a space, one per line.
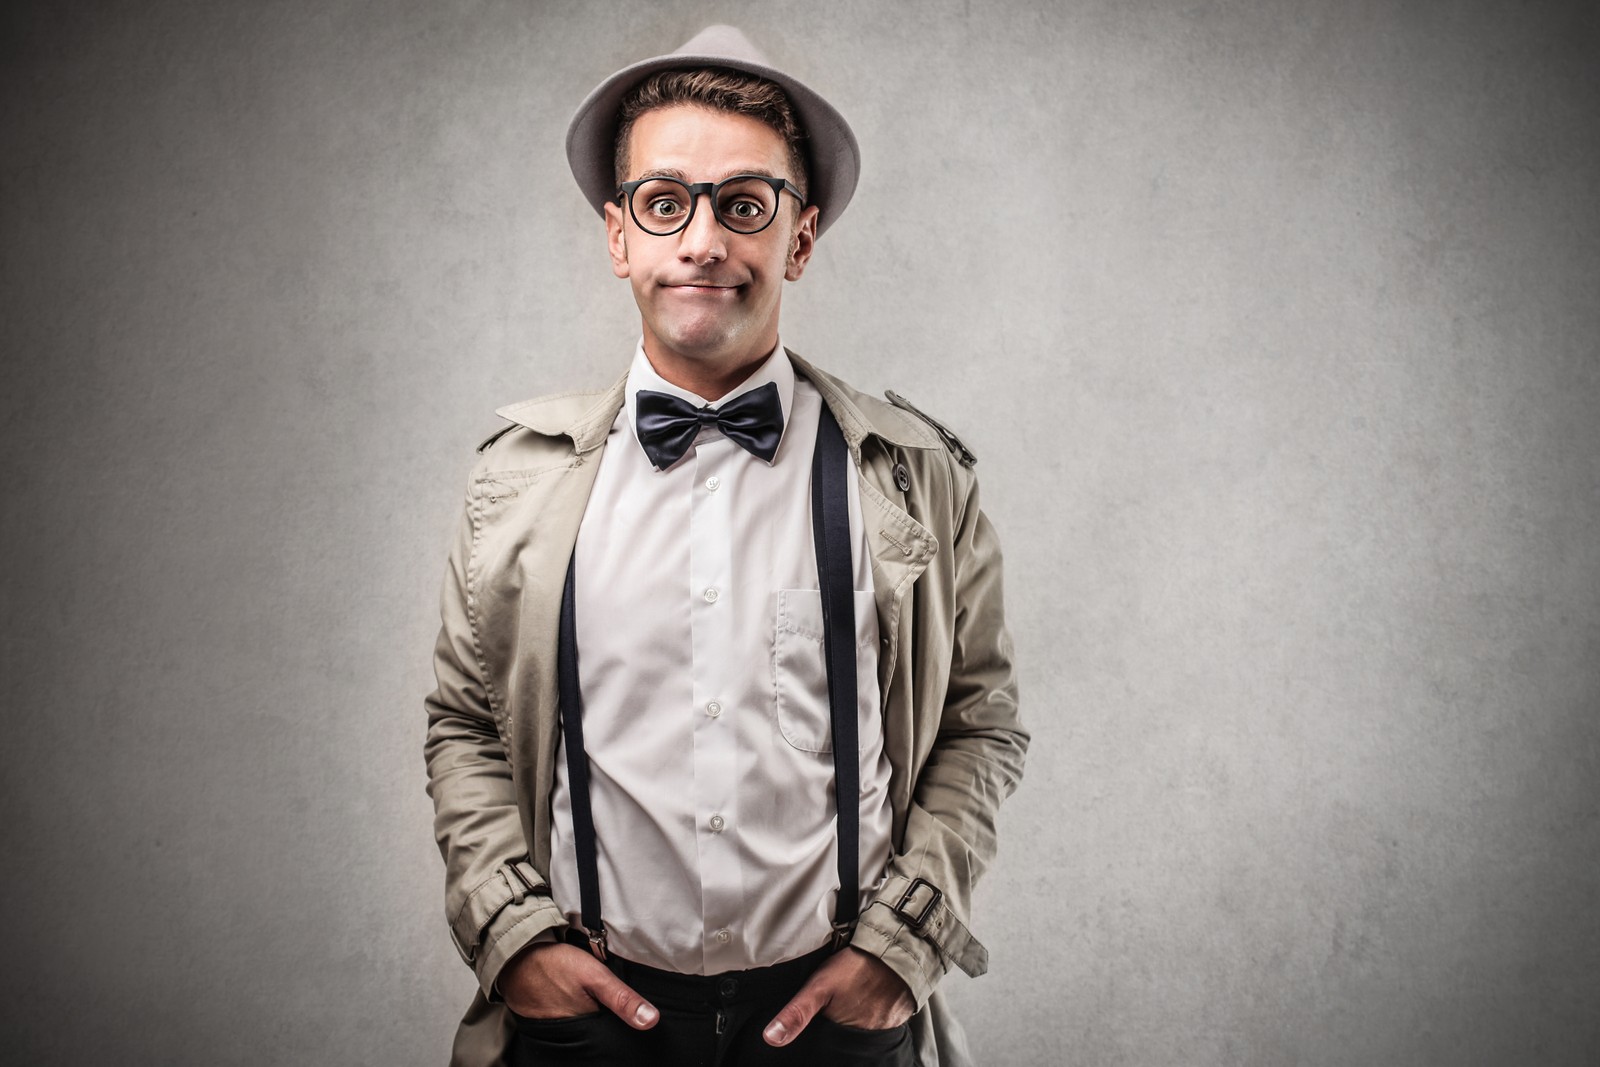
850, 873, 989, 1010
448, 860, 548, 964
875, 872, 989, 978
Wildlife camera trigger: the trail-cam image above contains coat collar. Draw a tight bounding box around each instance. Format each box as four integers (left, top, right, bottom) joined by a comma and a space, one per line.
493, 372, 628, 454
493, 350, 943, 458
785, 350, 943, 458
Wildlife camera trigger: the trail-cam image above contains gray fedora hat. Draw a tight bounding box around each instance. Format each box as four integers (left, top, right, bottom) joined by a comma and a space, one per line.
565, 24, 860, 237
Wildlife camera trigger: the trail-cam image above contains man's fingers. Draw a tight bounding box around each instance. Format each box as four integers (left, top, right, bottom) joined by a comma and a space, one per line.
584, 968, 659, 1030
763, 983, 825, 1046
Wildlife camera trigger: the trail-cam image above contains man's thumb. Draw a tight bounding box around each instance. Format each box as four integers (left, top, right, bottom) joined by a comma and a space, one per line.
587, 970, 659, 1030
763, 990, 822, 1047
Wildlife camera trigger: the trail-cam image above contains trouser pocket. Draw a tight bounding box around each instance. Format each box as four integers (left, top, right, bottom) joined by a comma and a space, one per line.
510, 1010, 644, 1065
801, 1014, 916, 1065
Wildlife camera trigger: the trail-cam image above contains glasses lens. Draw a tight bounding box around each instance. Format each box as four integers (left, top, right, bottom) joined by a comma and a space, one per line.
714, 177, 779, 234
631, 179, 693, 234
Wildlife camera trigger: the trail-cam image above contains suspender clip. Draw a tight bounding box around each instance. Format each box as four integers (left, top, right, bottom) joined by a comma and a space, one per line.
587, 926, 609, 962
829, 921, 855, 951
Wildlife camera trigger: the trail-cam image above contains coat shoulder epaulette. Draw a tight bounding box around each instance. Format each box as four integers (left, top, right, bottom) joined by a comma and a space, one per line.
884, 390, 977, 467
476, 422, 516, 454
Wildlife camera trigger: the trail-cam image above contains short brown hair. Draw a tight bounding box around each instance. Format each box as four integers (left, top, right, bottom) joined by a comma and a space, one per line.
613, 68, 810, 200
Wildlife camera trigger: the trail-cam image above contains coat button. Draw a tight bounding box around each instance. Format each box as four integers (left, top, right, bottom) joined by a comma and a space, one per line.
893, 462, 911, 492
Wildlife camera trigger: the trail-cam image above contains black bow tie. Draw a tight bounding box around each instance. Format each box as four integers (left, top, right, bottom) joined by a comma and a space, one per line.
635, 382, 785, 470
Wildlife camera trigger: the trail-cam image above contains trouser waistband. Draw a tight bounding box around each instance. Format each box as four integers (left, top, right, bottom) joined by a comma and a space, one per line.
562, 929, 833, 1009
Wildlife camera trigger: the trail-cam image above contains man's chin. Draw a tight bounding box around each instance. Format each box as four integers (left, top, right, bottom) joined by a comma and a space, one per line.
652, 326, 756, 365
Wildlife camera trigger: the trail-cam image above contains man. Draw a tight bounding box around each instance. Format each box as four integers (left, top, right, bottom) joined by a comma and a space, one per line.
425, 25, 1026, 1067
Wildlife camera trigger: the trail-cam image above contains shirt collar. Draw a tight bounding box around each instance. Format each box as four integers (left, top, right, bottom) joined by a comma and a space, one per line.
623, 338, 795, 463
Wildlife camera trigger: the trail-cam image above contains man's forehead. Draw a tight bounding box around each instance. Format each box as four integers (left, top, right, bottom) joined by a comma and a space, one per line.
623, 107, 791, 181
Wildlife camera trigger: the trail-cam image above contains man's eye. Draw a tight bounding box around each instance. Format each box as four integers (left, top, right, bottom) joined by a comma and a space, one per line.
647, 199, 683, 217
727, 200, 763, 218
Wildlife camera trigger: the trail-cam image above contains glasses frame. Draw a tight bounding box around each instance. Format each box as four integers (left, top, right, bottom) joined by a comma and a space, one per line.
617, 174, 806, 237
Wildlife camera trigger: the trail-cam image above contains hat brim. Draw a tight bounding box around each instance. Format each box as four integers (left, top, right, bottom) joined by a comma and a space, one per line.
566, 51, 859, 238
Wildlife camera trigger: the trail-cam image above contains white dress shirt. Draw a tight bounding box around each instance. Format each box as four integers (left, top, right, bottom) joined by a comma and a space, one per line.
549, 340, 894, 975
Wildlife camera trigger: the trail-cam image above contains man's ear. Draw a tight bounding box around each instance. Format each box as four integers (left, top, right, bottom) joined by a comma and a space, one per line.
785, 204, 820, 282
605, 200, 630, 279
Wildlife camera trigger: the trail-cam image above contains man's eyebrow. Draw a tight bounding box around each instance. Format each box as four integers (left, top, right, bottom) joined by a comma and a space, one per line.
633, 167, 782, 182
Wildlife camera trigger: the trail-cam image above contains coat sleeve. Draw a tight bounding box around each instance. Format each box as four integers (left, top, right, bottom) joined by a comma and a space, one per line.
423, 479, 567, 999
850, 459, 1029, 1007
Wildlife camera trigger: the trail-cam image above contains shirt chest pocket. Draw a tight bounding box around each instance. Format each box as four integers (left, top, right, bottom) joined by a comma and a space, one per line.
772, 588, 878, 754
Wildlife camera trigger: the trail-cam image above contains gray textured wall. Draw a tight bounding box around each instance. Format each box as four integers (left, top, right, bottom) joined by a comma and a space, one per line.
3, 1, 1597, 1064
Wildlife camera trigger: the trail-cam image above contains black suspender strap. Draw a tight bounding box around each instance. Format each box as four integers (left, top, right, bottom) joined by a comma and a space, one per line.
556, 402, 861, 961
557, 554, 609, 960
811, 403, 860, 945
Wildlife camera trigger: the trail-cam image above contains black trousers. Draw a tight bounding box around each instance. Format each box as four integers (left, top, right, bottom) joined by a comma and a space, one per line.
509, 943, 916, 1067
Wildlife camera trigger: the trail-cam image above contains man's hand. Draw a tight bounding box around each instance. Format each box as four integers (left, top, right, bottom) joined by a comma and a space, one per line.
762, 947, 915, 1046
499, 941, 659, 1028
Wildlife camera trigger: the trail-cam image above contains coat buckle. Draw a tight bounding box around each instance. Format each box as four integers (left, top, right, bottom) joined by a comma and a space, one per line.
893, 878, 943, 933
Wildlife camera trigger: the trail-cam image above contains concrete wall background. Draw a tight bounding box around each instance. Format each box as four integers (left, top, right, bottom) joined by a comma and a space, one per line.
3, 1, 1597, 1064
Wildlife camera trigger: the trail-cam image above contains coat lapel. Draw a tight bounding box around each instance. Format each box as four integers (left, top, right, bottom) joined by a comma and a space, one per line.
790, 352, 942, 837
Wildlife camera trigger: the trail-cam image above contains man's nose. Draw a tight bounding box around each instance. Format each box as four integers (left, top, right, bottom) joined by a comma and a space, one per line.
677, 193, 727, 264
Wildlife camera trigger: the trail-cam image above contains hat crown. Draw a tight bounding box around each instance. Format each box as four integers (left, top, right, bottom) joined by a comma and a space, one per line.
671, 24, 772, 67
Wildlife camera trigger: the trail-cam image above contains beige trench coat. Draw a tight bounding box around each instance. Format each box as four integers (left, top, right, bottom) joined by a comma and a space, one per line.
425, 352, 1027, 1066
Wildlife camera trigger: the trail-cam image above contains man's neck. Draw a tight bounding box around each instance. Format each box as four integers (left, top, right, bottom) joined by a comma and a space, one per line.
642, 339, 780, 403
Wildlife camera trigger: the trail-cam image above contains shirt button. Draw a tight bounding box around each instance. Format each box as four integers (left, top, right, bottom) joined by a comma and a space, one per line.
703, 587, 719, 603
706, 700, 722, 718
709, 814, 725, 833
714, 928, 732, 944
705, 475, 721, 492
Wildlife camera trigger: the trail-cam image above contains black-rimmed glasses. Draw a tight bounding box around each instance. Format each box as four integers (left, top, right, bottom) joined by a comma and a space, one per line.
618, 174, 805, 236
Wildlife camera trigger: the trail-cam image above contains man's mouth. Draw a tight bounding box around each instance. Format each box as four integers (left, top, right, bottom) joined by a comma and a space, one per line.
664, 280, 741, 292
